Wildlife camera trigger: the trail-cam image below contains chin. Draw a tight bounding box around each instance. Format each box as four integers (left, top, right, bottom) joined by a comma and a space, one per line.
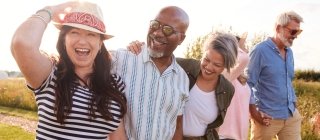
148, 48, 164, 58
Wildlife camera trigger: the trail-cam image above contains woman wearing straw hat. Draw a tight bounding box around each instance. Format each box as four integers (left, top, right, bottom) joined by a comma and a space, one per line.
11, 1, 127, 140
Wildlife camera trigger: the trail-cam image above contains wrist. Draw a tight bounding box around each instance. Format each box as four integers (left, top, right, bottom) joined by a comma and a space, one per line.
35, 7, 52, 23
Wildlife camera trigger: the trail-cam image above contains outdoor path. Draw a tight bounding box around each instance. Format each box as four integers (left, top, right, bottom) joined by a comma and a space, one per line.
0, 113, 36, 134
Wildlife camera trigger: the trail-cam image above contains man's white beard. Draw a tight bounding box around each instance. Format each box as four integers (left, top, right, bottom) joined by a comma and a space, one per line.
279, 32, 292, 47
148, 48, 164, 58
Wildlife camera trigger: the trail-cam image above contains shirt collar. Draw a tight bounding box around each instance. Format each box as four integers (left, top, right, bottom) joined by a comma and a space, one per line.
266, 37, 288, 52
142, 45, 179, 73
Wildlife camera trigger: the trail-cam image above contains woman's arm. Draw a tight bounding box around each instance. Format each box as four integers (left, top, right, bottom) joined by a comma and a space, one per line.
108, 119, 127, 140
11, 1, 78, 89
222, 49, 249, 82
11, 6, 53, 88
127, 40, 144, 54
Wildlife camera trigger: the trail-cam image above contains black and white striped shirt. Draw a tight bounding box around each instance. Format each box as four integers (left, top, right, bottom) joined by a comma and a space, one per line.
30, 67, 125, 140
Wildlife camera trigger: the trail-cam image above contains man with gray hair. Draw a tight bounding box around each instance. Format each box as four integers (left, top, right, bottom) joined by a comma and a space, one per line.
247, 11, 303, 140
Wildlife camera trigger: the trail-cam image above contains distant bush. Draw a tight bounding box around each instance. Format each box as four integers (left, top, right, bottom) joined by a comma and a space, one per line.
0, 78, 36, 111
294, 80, 320, 139
295, 70, 320, 82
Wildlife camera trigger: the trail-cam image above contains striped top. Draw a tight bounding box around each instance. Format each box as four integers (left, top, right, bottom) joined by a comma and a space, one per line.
111, 46, 189, 140
29, 66, 125, 140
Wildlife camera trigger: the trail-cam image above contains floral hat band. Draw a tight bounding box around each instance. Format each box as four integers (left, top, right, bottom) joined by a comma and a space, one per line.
63, 12, 106, 33
54, 1, 113, 40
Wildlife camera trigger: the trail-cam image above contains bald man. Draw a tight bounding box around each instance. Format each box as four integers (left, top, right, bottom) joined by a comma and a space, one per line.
111, 6, 190, 140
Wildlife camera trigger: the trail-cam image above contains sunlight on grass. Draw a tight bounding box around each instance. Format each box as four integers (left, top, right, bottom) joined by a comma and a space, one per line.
0, 123, 35, 140
0, 78, 37, 111
0, 106, 37, 121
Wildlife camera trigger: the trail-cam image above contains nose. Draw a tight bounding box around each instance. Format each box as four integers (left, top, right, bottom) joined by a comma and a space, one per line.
77, 35, 89, 44
205, 63, 214, 70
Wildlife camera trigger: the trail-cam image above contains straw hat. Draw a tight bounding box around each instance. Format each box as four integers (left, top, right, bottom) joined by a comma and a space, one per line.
54, 1, 113, 40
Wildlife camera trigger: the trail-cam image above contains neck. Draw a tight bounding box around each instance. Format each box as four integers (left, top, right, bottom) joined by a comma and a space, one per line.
151, 56, 172, 74
272, 37, 286, 51
196, 73, 219, 92
75, 67, 93, 83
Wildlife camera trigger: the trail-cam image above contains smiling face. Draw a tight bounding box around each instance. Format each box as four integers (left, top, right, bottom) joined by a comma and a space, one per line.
200, 48, 225, 81
278, 20, 301, 47
147, 6, 188, 59
65, 28, 102, 70
147, 19, 183, 58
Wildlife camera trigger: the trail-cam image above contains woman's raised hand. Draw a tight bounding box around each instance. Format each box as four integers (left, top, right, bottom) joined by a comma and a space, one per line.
126, 40, 144, 55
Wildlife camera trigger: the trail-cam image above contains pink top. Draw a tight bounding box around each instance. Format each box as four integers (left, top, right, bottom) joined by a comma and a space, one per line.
218, 48, 250, 140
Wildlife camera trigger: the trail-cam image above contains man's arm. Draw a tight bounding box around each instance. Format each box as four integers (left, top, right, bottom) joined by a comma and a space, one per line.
247, 47, 272, 126
172, 115, 183, 140
249, 104, 272, 126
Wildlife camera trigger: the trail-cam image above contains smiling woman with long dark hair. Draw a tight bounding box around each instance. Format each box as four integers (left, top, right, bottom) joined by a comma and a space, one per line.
10, 1, 127, 140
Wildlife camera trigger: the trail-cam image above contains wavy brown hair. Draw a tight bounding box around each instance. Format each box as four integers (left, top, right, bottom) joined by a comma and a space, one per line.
54, 26, 126, 124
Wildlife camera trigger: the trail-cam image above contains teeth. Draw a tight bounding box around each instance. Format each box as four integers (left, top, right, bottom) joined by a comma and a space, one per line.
204, 69, 212, 74
151, 36, 167, 45
75, 48, 89, 52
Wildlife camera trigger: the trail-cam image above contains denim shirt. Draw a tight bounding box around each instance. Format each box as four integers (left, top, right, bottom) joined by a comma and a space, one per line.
247, 37, 296, 119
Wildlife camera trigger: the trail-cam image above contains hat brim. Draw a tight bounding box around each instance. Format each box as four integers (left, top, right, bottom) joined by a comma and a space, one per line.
54, 23, 113, 40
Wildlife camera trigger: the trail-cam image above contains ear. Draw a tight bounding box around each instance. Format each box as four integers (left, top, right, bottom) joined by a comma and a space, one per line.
178, 34, 186, 45
276, 25, 282, 33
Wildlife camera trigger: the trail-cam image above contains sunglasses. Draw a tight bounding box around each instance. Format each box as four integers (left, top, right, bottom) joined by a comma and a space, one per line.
149, 20, 181, 36
284, 27, 303, 36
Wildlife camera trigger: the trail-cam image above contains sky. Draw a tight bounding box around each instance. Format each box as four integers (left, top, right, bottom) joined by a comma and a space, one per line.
1, 0, 320, 71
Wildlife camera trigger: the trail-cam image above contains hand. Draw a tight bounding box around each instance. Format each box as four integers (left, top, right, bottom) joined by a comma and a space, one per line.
237, 74, 247, 85
126, 40, 144, 55
249, 104, 272, 126
47, 1, 81, 24
239, 32, 248, 53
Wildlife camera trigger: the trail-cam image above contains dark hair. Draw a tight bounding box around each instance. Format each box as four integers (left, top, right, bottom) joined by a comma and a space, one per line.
54, 26, 126, 124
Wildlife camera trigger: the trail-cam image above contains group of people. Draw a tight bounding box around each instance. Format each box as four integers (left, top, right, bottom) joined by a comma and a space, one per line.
10, 0, 303, 140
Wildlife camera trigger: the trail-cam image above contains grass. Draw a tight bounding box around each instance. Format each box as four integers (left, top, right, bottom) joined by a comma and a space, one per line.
0, 106, 37, 121
0, 106, 37, 140
0, 78, 319, 139
0, 78, 37, 111
0, 123, 35, 140
294, 80, 320, 140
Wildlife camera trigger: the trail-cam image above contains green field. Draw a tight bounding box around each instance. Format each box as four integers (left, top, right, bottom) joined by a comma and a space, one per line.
0, 78, 319, 139
0, 123, 35, 140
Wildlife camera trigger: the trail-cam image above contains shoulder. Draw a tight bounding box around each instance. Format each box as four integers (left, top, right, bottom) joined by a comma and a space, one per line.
253, 42, 267, 52
111, 74, 122, 81
254, 38, 276, 51
111, 74, 125, 92
31, 65, 58, 92
176, 58, 199, 66
110, 49, 137, 59
286, 47, 293, 53
218, 75, 235, 94
176, 58, 200, 75
238, 50, 250, 65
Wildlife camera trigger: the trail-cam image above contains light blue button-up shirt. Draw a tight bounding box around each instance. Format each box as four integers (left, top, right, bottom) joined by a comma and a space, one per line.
247, 37, 296, 119
111, 46, 189, 140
